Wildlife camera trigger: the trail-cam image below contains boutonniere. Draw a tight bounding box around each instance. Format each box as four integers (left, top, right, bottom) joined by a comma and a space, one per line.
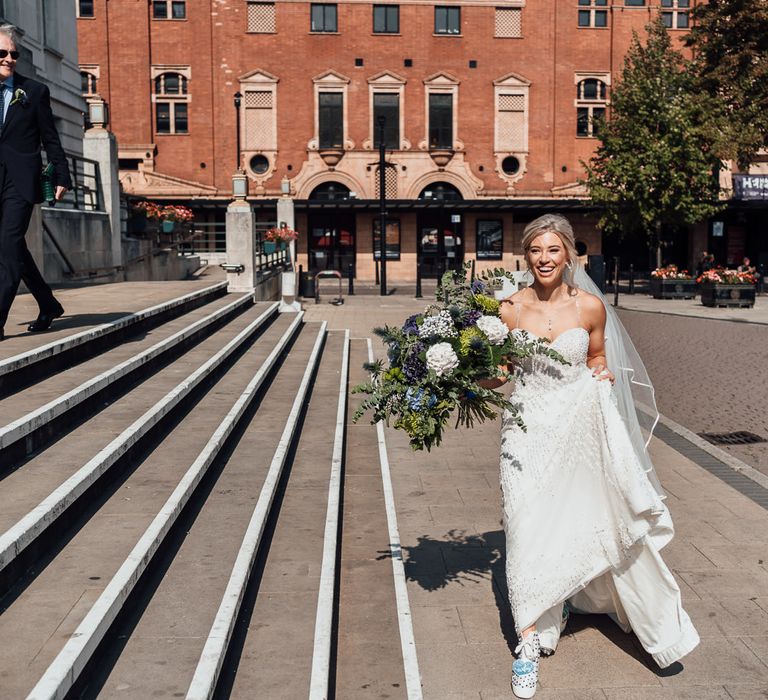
10, 88, 27, 107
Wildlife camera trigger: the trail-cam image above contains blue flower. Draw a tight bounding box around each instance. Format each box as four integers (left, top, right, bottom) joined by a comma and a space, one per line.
471, 279, 486, 294
405, 386, 437, 411
402, 314, 420, 335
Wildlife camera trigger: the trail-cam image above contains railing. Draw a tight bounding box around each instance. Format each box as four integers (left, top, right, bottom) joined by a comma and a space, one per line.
42, 154, 104, 212
254, 222, 291, 272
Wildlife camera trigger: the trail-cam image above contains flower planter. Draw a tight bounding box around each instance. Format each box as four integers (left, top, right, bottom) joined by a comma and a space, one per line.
649, 278, 697, 299
263, 241, 277, 255
161, 220, 175, 233
700, 282, 755, 308
279, 241, 287, 251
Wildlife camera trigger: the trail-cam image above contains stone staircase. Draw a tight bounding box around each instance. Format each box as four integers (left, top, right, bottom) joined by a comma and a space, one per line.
0, 283, 419, 700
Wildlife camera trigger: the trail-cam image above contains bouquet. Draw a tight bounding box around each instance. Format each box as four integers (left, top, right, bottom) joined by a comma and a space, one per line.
697, 268, 756, 285
352, 265, 567, 450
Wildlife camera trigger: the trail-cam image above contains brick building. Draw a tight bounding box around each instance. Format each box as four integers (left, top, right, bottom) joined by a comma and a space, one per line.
76, 0, 698, 280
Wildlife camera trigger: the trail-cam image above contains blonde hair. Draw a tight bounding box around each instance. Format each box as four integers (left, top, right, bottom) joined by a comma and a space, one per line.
521, 214, 580, 285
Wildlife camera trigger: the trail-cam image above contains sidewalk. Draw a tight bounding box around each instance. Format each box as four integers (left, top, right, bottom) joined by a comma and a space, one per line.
616, 293, 768, 325
306, 292, 768, 698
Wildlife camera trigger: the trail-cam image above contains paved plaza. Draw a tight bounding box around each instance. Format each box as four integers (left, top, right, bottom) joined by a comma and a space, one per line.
0, 277, 766, 698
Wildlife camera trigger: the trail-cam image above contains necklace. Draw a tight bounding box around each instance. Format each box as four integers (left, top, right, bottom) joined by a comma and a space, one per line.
529, 287, 563, 334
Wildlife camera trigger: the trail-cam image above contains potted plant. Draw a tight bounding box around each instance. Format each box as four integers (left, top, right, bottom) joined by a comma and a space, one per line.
698, 268, 757, 308
264, 226, 298, 254
131, 200, 163, 234
649, 265, 697, 299
160, 204, 194, 233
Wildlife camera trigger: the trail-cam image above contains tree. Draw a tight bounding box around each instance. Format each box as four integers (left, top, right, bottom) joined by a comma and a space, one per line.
686, 0, 768, 170
583, 19, 725, 266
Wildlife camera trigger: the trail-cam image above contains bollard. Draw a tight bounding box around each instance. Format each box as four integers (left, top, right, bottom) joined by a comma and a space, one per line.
348, 263, 355, 295
516, 259, 520, 272
470, 259, 476, 281
629, 264, 635, 295
613, 257, 620, 307
375, 259, 380, 286
415, 260, 423, 299
759, 264, 765, 294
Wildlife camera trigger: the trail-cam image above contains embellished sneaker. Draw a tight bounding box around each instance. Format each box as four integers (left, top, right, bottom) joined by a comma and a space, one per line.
511, 631, 540, 699
541, 602, 570, 657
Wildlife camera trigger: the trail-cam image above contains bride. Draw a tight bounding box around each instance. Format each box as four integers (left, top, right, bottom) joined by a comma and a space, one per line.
483, 214, 699, 698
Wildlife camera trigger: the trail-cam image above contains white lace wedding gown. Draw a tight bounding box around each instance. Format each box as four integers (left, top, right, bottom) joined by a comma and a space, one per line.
501, 324, 699, 668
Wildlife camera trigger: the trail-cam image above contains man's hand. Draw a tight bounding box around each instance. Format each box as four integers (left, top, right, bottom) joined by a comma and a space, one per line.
54, 185, 67, 201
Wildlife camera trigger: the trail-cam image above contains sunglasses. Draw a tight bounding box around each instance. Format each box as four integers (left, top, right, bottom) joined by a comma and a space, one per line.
0, 50, 19, 60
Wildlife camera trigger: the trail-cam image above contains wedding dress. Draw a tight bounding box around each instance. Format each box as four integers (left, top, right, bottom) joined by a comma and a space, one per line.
500, 298, 699, 668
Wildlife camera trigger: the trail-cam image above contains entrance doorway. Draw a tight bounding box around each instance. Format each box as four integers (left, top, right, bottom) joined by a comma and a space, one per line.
417, 182, 464, 278
308, 213, 356, 275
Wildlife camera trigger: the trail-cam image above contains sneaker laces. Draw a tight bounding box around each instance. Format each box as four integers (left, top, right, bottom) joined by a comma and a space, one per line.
514, 634, 538, 661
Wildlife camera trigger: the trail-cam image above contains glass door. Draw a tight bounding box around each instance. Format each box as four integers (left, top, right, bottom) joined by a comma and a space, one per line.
308, 214, 356, 275
417, 213, 463, 278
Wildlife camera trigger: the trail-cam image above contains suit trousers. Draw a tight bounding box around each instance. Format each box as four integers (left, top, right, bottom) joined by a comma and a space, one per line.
0, 164, 56, 331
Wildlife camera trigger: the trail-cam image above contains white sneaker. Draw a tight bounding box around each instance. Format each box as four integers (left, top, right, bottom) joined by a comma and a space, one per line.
511, 631, 540, 699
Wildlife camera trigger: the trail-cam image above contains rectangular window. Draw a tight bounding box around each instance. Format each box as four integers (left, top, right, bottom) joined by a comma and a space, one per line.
318, 92, 344, 148
78, 0, 94, 17
373, 94, 400, 148
373, 219, 401, 260
578, 0, 608, 27
311, 3, 338, 31
428, 93, 453, 149
476, 220, 503, 260
373, 5, 399, 33
247, 2, 276, 32
661, 0, 688, 27
156, 103, 171, 133
153, 1, 186, 19
435, 6, 460, 34
174, 102, 188, 133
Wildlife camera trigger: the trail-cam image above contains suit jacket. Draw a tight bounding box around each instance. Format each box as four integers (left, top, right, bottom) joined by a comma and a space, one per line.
0, 73, 73, 204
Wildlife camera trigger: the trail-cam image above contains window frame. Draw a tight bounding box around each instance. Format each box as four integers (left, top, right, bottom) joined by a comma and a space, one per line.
152, 67, 191, 135
373, 4, 399, 33
428, 93, 453, 149
373, 92, 400, 149
152, 1, 187, 20
574, 74, 609, 138
577, 0, 608, 28
476, 219, 504, 261
318, 91, 344, 149
660, 0, 690, 29
434, 6, 461, 35
77, 0, 95, 18
311, 3, 338, 32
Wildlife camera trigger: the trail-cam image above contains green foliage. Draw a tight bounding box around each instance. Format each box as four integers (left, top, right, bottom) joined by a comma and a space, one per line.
686, 0, 768, 170
583, 18, 725, 245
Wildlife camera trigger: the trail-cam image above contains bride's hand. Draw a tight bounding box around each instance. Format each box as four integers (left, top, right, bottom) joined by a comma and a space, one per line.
591, 364, 615, 384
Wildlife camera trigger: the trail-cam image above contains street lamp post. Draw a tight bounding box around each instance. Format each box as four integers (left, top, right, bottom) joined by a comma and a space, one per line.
234, 92, 243, 172
377, 115, 387, 296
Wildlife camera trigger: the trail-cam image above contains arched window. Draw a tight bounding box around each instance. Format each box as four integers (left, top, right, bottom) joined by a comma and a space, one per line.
576, 77, 608, 138
418, 182, 462, 201
80, 71, 97, 96
153, 71, 190, 134
310, 182, 351, 200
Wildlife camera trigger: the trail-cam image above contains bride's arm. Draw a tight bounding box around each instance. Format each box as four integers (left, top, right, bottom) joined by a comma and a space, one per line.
583, 295, 615, 384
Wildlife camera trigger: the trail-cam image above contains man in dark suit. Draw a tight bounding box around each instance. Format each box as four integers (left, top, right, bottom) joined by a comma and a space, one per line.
0, 25, 72, 341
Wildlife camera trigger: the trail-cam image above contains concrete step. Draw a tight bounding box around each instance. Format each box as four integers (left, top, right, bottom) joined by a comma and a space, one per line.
0, 281, 227, 396
0, 292, 257, 463
0, 303, 280, 590
211, 329, 349, 700
65, 321, 325, 698
0, 312, 304, 699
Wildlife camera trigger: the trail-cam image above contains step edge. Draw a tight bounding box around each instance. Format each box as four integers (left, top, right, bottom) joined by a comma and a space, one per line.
0, 282, 228, 378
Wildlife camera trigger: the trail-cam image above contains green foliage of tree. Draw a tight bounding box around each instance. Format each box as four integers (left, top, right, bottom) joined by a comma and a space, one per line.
583, 19, 725, 253
686, 0, 768, 169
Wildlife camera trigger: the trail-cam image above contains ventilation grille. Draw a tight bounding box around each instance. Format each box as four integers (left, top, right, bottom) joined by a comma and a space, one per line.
495, 8, 522, 38
247, 2, 276, 33
375, 165, 398, 199
699, 431, 767, 446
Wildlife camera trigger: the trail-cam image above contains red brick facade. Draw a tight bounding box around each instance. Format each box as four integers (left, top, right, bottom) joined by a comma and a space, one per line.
77, 0, 691, 280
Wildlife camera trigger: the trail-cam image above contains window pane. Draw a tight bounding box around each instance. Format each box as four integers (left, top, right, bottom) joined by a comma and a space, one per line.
677, 11, 689, 27
583, 79, 598, 100
319, 92, 344, 148
578, 10, 591, 26
79, 0, 94, 17
373, 5, 385, 31
387, 5, 399, 32
624, 0, 644, 5
428, 93, 452, 149
476, 220, 503, 260
373, 93, 400, 148
594, 0, 608, 6
660, 0, 673, 6
592, 107, 605, 134
677, 0, 689, 6
577, 0, 590, 5
576, 107, 589, 137
164, 74, 180, 94
156, 102, 171, 133
594, 10, 607, 26
435, 6, 447, 32
171, 1, 186, 18
153, 1, 168, 19
81, 72, 90, 93
373, 220, 400, 260
449, 7, 460, 32
174, 102, 188, 133
327, 4, 337, 30
661, 11, 672, 26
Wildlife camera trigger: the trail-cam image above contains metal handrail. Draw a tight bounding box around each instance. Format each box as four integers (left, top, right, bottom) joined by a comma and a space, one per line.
42, 153, 104, 212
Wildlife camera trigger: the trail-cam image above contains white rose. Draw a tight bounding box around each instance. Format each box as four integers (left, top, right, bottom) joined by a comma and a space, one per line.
425, 342, 459, 377
476, 315, 509, 345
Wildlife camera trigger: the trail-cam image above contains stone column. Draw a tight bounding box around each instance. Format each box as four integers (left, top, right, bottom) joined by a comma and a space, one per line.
225, 199, 257, 293
276, 197, 300, 311
83, 126, 122, 268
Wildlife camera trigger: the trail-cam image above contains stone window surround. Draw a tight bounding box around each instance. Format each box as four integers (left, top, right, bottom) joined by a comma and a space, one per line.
311, 70, 352, 151
574, 71, 610, 139
367, 71, 408, 151
423, 72, 460, 151
238, 69, 279, 182
79, 64, 99, 96
151, 65, 191, 136
493, 71, 530, 185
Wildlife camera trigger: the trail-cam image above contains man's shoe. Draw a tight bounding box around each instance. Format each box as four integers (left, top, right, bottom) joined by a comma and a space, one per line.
28, 301, 64, 332
512, 631, 540, 699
